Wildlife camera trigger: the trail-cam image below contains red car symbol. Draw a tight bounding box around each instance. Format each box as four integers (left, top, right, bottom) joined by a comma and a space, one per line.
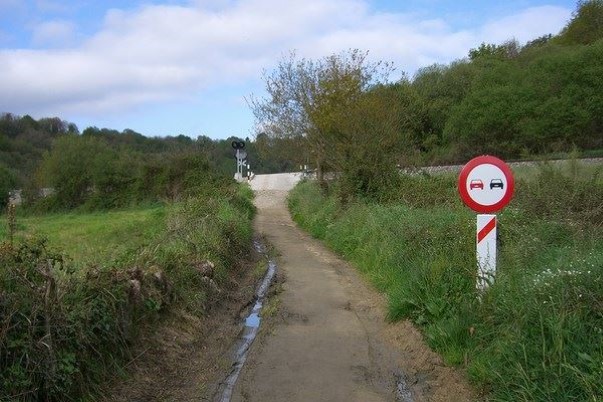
470, 179, 484, 190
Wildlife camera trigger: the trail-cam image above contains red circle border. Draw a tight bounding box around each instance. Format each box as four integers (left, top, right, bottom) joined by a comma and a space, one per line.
458, 155, 515, 213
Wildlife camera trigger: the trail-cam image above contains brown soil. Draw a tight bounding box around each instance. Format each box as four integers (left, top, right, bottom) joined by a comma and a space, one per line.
103, 185, 477, 402
99, 249, 266, 402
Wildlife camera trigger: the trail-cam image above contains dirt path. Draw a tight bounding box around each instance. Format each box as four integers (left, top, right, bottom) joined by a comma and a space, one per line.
230, 187, 475, 402
102, 175, 476, 401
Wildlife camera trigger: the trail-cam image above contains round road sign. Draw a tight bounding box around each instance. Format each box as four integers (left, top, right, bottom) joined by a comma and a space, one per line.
458, 155, 514, 213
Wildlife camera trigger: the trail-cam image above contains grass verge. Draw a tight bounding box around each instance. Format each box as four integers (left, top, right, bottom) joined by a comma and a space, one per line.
0, 183, 255, 401
288, 161, 603, 401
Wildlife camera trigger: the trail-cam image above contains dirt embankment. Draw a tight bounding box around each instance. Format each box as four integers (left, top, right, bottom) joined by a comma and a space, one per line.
99, 249, 268, 402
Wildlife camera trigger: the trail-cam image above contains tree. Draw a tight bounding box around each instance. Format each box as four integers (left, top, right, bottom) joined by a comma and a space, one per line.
469, 40, 521, 61
37, 135, 111, 208
411, 61, 477, 161
325, 83, 409, 200
248, 49, 395, 186
0, 165, 17, 207
524, 34, 553, 50
556, 0, 603, 45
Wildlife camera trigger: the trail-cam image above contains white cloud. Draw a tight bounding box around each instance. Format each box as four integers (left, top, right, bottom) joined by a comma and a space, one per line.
32, 20, 77, 46
35, 0, 72, 13
480, 6, 569, 44
0, 0, 572, 118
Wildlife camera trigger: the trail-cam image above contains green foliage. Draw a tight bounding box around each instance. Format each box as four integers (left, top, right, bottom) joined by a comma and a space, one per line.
289, 161, 603, 401
468, 40, 521, 61
252, 133, 303, 173
31, 132, 234, 212
444, 39, 603, 160
0, 182, 255, 400
0, 164, 17, 207
38, 135, 111, 208
412, 61, 476, 154
556, 0, 603, 45
0, 114, 73, 188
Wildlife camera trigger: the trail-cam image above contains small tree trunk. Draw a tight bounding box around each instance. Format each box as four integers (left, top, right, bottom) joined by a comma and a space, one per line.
316, 158, 323, 183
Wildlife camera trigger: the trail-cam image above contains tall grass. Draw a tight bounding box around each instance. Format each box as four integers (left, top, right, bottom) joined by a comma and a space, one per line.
288, 161, 603, 401
0, 205, 167, 269
0, 183, 255, 400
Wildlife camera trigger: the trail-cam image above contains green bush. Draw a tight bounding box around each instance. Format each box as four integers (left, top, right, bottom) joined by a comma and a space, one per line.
0, 237, 140, 398
0, 164, 17, 207
31, 133, 232, 213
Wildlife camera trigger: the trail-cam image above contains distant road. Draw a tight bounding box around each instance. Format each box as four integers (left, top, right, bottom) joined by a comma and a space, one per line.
249, 172, 302, 192
248, 158, 603, 192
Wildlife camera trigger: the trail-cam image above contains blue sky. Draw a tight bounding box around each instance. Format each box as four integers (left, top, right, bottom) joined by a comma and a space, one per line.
0, 0, 577, 139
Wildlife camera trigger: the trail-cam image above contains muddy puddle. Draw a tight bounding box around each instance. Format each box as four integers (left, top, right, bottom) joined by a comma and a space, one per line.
214, 240, 277, 402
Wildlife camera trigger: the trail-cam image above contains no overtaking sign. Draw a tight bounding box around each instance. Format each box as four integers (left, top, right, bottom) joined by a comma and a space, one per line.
458, 155, 515, 292
458, 155, 514, 213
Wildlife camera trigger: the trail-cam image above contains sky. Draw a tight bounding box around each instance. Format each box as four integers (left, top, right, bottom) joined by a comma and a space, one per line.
0, 0, 577, 140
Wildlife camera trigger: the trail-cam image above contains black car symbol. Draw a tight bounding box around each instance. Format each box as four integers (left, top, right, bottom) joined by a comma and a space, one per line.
490, 179, 504, 189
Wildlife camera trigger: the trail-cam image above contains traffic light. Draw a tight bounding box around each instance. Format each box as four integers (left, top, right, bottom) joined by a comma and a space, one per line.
231, 140, 245, 149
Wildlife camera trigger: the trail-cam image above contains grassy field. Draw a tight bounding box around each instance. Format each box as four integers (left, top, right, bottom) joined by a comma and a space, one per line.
289, 161, 603, 401
1, 205, 167, 268
1, 184, 255, 400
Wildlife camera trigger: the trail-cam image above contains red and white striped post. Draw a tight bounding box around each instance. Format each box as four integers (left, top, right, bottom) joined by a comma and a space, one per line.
458, 156, 514, 293
476, 214, 497, 291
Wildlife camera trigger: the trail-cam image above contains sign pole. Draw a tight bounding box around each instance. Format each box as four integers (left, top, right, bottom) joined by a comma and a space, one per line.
476, 214, 497, 291
235, 149, 241, 180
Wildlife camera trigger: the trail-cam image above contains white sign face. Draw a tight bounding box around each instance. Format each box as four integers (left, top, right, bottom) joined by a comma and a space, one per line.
464, 163, 508, 206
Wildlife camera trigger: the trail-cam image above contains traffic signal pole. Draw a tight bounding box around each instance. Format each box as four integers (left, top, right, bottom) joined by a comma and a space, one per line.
232, 140, 246, 182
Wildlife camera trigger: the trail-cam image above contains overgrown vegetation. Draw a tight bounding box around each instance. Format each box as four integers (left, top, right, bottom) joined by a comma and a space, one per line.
288, 160, 603, 401
0, 40, 265, 401
252, 0, 603, 201
0, 180, 255, 400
